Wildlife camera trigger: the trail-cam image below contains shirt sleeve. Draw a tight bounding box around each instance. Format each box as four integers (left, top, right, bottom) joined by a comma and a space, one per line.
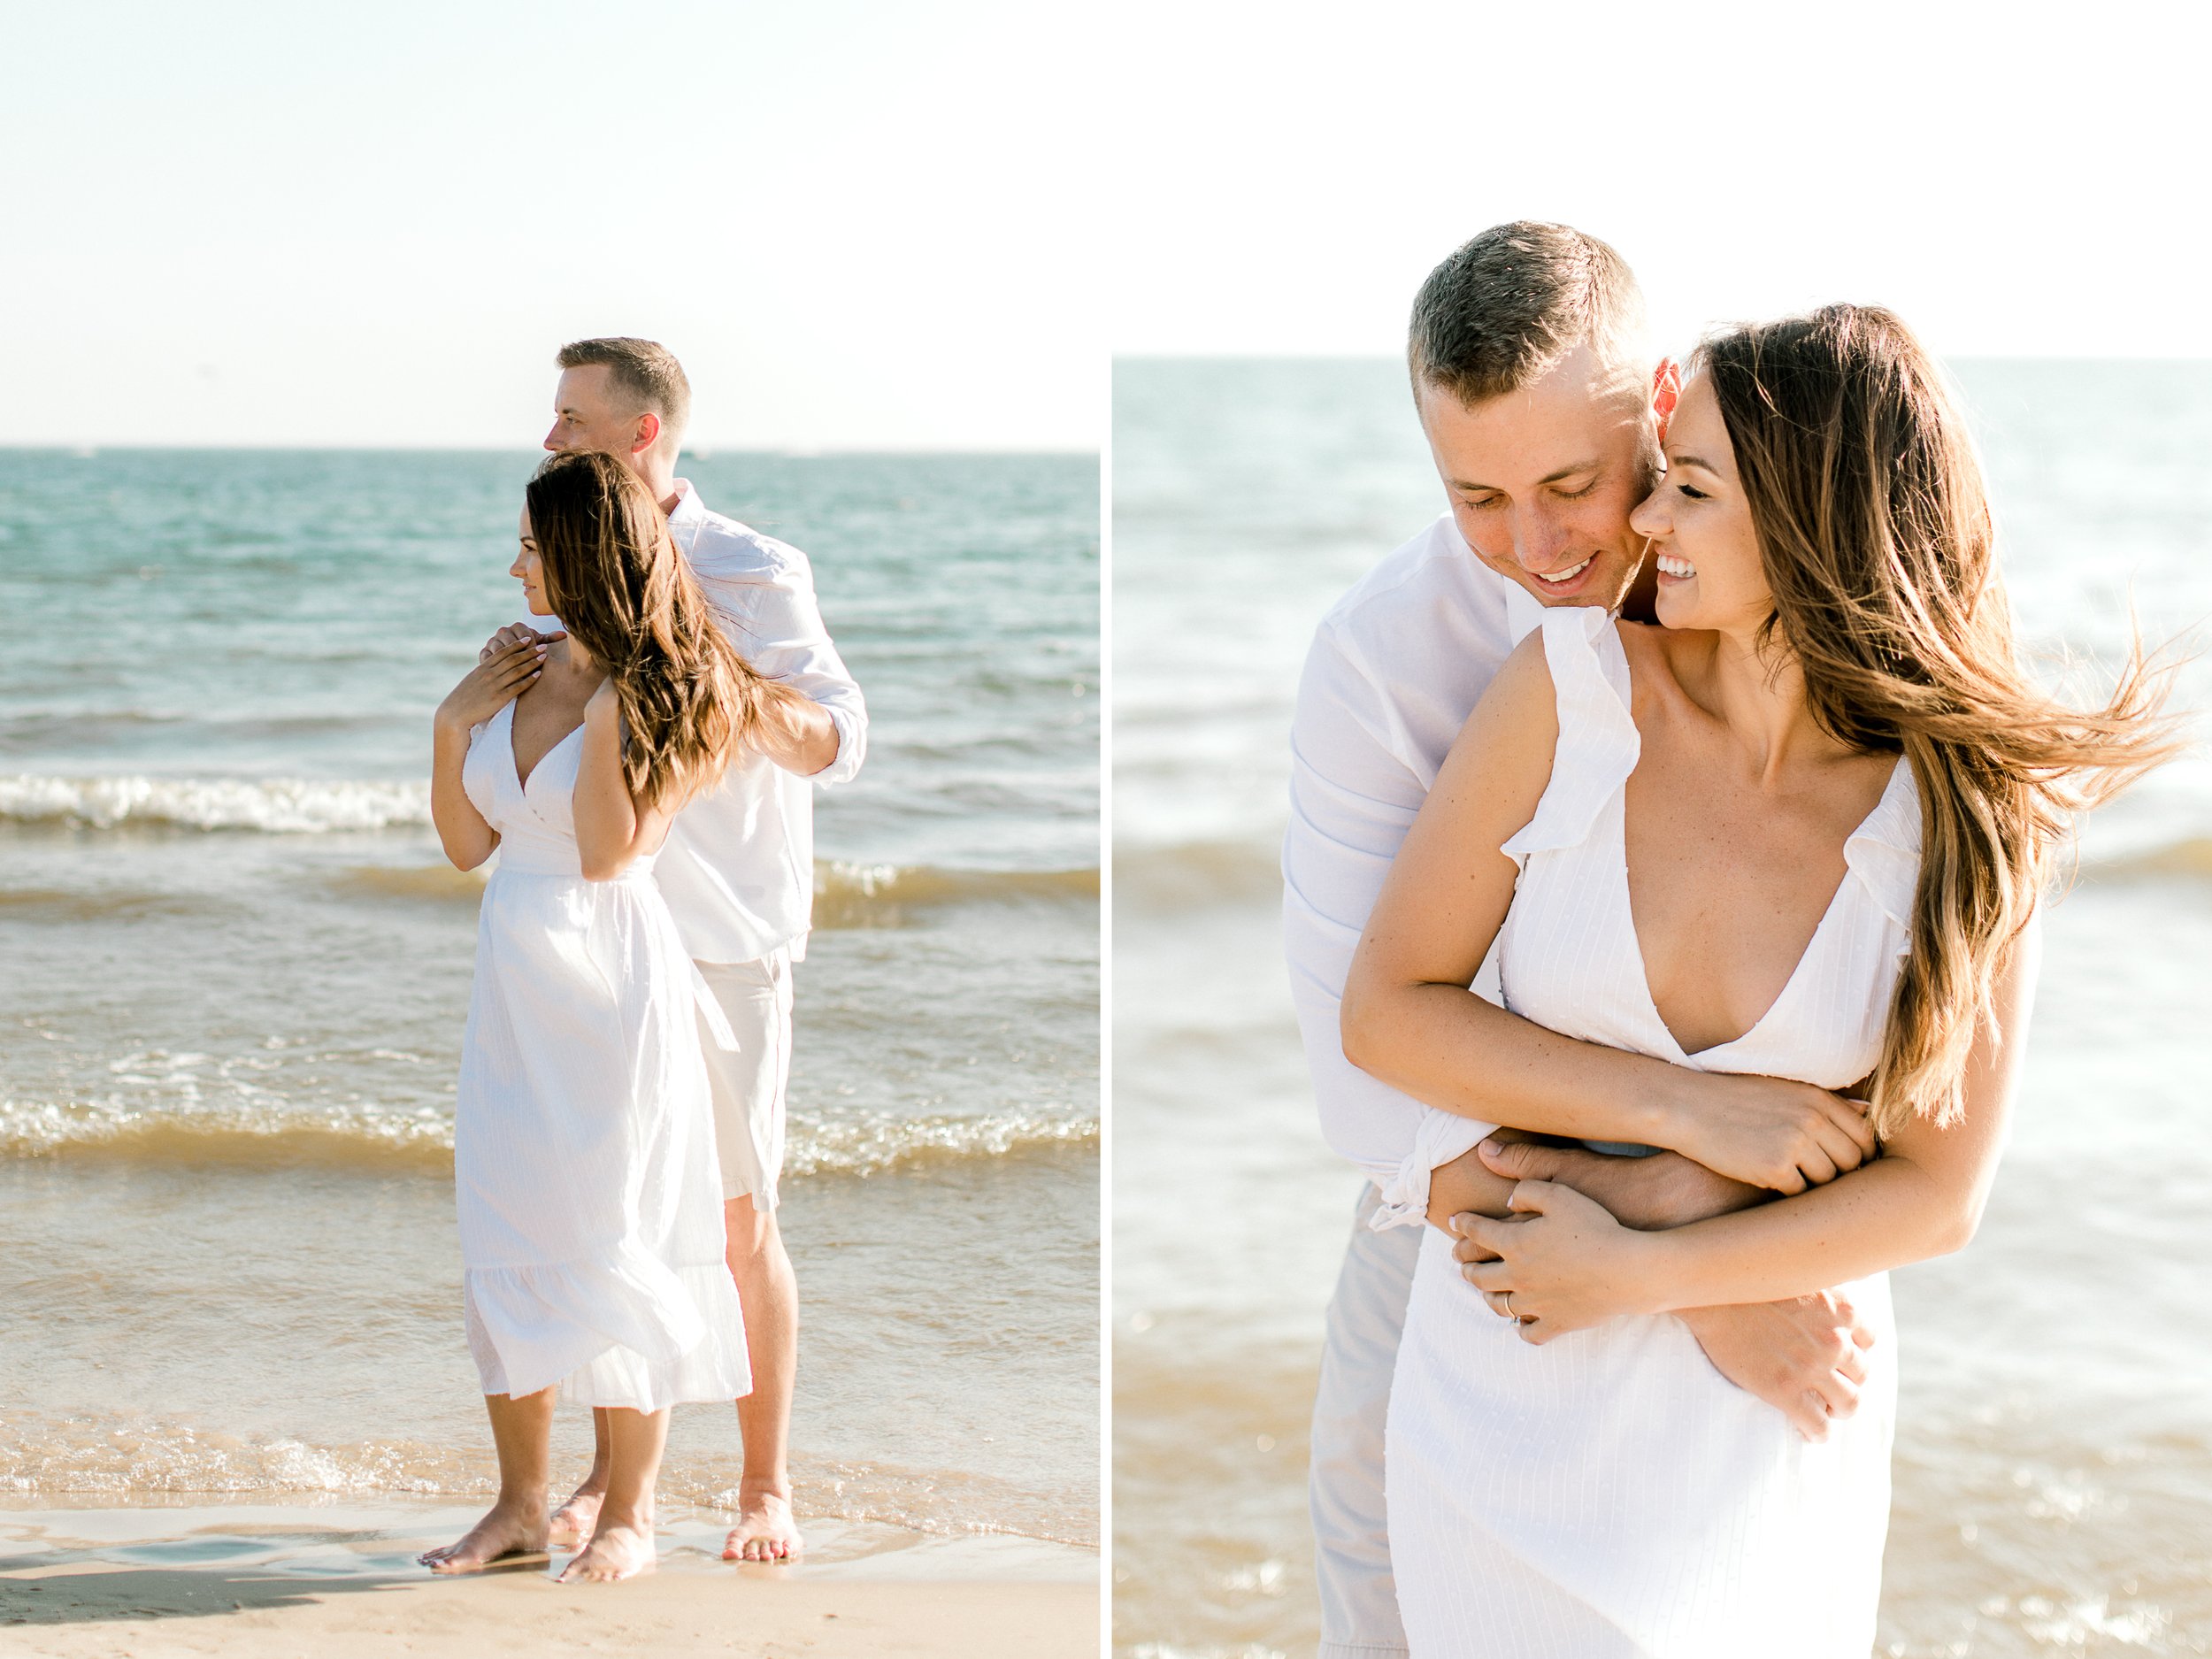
691, 558, 868, 787
1283, 620, 1497, 1229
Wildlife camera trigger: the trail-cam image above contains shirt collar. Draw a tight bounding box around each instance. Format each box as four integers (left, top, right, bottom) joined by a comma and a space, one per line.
1503, 580, 1547, 645
666, 477, 707, 526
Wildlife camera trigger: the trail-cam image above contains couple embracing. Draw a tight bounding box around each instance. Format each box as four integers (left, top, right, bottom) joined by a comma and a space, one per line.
420, 339, 864, 1581
1286, 225, 2174, 1655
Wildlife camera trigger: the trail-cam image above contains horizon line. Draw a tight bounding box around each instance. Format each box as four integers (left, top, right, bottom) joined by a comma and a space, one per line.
1111, 349, 2212, 365
0, 442, 1099, 458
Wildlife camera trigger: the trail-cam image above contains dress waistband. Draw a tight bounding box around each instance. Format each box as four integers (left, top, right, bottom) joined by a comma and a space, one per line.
491, 849, 658, 885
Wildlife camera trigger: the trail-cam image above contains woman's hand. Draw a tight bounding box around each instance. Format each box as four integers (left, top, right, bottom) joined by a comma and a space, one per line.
1455, 1181, 1661, 1341
1657, 1072, 1878, 1195
435, 635, 545, 735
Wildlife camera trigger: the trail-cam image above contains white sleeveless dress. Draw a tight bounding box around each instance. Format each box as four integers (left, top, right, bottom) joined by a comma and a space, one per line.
454, 699, 750, 1411
1379, 607, 1923, 1658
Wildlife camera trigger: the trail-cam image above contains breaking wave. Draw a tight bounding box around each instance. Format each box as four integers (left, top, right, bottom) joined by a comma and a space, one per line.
326, 856, 1097, 924
0, 1095, 1094, 1179
0, 773, 429, 833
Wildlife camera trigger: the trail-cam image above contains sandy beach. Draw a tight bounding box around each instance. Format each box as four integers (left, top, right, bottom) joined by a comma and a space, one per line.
0, 1502, 1098, 1657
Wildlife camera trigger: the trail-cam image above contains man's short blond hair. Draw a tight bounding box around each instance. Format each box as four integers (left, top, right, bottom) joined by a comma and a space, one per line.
1408, 221, 1648, 406
556, 337, 692, 455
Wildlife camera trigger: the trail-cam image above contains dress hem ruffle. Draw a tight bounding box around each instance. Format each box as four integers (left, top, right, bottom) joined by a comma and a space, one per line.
464, 1257, 751, 1411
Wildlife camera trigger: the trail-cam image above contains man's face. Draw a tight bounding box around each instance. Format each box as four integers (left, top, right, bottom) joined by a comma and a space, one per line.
1417, 344, 1666, 610
544, 365, 651, 472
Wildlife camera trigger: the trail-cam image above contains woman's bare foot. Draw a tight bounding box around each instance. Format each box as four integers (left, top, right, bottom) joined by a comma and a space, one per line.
419, 1498, 549, 1573
546, 1482, 604, 1548
721, 1489, 803, 1562
557, 1519, 657, 1583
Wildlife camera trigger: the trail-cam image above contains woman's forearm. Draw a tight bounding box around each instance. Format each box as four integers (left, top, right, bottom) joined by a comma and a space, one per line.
1626, 1153, 1975, 1312
1344, 979, 1876, 1195
1345, 982, 1685, 1146
431, 720, 497, 871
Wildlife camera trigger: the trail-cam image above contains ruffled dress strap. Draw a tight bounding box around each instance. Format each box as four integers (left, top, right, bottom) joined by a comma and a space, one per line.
1371, 606, 1640, 1232
1843, 756, 1923, 952
1498, 605, 1641, 868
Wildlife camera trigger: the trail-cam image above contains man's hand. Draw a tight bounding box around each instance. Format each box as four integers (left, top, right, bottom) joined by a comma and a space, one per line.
1473, 1136, 1767, 1231
480, 623, 565, 663
1675, 1294, 1876, 1442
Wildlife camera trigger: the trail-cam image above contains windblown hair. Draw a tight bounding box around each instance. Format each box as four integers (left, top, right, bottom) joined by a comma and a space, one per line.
525, 449, 772, 810
556, 337, 692, 457
1699, 305, 2179, 1134
1409, 220, 1647, 406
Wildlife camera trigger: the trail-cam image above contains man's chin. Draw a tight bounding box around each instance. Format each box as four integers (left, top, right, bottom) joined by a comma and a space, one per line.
1503, 562, 1627, 611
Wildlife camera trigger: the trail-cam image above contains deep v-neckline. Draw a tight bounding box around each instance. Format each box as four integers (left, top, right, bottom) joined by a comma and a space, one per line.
1623, 755, 1906, 1062
503, 701, 585, 795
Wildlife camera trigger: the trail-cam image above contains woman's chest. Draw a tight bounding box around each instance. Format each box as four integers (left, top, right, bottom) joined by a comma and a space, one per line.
510, 687, 592, 790
1619, 740, 1893, 1057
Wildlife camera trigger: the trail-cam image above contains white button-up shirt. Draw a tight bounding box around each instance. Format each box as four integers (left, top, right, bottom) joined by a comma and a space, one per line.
643, 479, 867, 964
1282, 511, 1543, 1194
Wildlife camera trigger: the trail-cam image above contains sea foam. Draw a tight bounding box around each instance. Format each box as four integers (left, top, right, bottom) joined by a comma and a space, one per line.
0, 773, 430, 833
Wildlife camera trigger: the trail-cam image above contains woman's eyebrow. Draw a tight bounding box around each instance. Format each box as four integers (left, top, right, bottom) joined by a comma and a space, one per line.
1669, 453, 1723, 475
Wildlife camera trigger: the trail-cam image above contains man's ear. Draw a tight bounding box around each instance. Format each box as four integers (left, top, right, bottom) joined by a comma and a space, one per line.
633, 411, 662, 457
1651, 359, 1682, 442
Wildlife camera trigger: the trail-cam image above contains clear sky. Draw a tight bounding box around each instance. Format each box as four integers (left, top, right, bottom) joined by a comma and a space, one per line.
9, 2, 2203, 453
1, 1, 1102, 450
1106, 0, 2212, 361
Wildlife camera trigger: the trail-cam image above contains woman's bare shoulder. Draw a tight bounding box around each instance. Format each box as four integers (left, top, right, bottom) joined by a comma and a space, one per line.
1465, 625, 1559, 741
1429, 624, 1562, 812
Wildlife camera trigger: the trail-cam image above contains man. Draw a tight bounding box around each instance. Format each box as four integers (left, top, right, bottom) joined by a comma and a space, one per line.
484, 336, 865, 1562
1283, 225, 1874, 1657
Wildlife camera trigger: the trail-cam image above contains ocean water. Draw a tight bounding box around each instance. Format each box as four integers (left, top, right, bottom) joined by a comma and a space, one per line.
1112, 359, 2212, 1655
0, 449, 1099, 1545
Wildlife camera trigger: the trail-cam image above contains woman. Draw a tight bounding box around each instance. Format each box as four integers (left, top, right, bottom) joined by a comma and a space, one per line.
1340, 306, 2173, 1655
419, 449, 784, 1583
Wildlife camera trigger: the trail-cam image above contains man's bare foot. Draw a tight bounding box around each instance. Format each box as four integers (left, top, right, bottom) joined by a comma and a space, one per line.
721, 1490, 803, 1562
547, 1483, 604, 1548
557, 1520, 657, 1583
419, 1499, 549, 1573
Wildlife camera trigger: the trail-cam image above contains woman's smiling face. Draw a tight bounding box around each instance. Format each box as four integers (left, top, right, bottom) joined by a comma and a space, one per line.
1627, 370, 1771, 636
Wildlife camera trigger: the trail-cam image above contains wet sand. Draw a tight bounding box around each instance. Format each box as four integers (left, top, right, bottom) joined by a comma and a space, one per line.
0, 1502, 1098, 1657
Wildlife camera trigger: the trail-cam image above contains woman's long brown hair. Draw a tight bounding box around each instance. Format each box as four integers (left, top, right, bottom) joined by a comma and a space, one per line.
525, 449, 774, 810
1699, 305, 2181, 1134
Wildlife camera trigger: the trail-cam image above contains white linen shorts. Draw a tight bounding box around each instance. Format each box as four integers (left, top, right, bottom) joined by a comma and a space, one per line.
693, 949, 794, 1210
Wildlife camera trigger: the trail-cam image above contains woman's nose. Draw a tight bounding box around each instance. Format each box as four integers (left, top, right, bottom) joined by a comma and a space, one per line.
1627, 490, 1666, 538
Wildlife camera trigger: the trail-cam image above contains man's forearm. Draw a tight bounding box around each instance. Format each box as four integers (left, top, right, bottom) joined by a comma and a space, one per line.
752, 683, 840, 776
1434, 1137, 1768, 1236
1424, 1142, 1522, 1231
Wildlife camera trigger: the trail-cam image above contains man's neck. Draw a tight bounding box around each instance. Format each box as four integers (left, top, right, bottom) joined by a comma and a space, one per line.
633, 455, 680, 515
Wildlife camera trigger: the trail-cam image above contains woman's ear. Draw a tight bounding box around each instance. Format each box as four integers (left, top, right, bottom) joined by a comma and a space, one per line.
1651, 359, 1682, 442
